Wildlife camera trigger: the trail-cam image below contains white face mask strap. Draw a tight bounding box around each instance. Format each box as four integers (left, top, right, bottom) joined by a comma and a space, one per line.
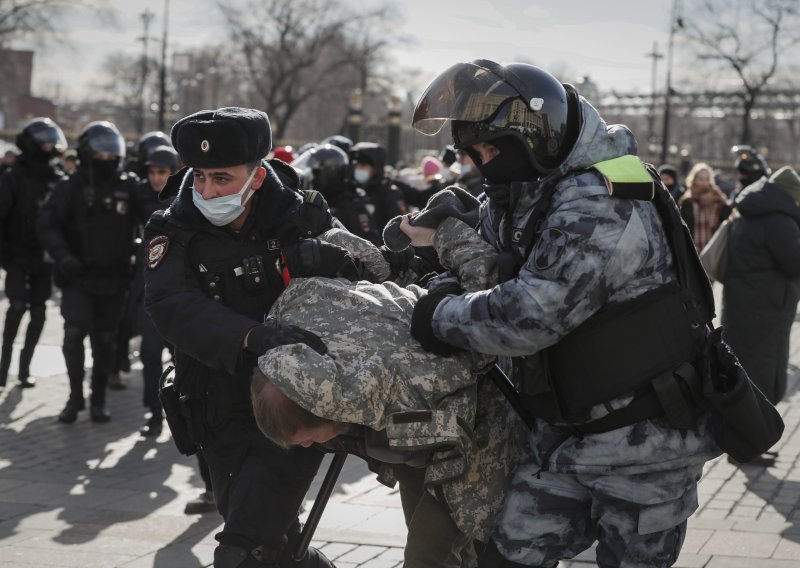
239, 165, 260, 206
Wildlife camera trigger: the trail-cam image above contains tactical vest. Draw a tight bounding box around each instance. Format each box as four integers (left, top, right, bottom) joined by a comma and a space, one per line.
66, 174, 137, 268
147, 190, 332, 399
515, 155, 715, 430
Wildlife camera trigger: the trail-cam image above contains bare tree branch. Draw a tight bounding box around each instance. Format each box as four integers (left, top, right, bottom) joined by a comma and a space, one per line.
680, 0, 800, 142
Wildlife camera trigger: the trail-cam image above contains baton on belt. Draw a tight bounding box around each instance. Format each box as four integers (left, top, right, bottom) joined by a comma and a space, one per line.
485, 364, 535, 430
293, 452, 347, 561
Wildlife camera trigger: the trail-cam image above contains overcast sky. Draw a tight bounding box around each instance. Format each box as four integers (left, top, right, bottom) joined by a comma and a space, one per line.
25, 0, 675, 102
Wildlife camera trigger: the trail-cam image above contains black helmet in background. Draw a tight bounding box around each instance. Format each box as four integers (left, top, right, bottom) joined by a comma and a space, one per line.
144, 144, 179, 173
137, 131, 172, 166
15, 117, 68, 163
731, 145, 770, 188
77, 121, 126, 185
321, 134, 353, 154
299, 144, 350, 202
412, 59, 579, 183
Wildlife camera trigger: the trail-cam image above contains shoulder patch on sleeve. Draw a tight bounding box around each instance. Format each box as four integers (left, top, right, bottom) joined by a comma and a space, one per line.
532, 228, 570, 271
302, 189, 321, 204
146, 235, 170, 270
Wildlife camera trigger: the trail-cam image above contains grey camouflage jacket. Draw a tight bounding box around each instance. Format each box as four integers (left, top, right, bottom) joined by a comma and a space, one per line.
258, 220, 522, 540
431, 98, 720, 475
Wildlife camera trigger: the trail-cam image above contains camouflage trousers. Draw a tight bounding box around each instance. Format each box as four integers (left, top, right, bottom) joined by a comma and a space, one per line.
490, 460, 704, 567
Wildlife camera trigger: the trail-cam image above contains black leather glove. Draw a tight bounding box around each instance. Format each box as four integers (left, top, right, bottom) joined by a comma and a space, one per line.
283, 239, 360, 281
58, 255, 84, 280
410, 284, 463, 357
245, 323, 328, 356
380, 245, 415, 277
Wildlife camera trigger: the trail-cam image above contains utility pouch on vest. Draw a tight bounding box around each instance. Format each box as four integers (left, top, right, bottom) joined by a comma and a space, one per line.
159, 365, 202, 456
696, 327, 784, 463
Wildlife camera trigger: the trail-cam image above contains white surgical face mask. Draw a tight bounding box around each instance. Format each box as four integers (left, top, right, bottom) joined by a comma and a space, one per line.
192, 166, 258, 226
353, 167, 371, 185
460, 164, 472, 176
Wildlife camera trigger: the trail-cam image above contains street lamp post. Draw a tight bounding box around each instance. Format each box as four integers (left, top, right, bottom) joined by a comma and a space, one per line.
645, 41, 663, 146
386, 95, 402, 167
157, 0, 170, 131
137, 9, 155, 136
660, 0, 682, 165
346, 89, 363, 143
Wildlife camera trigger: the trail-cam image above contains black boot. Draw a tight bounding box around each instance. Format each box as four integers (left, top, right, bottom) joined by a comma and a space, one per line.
17, 345, 36, 388
58, 398, 86, 423
90, 405, 111, 423
0, 302, 25, 388
140, 412, 163, 437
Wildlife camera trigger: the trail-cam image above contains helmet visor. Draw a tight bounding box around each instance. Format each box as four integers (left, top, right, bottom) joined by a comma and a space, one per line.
87, 130, 126, 158
31, 126, 67, 152
412, 61, 527, 135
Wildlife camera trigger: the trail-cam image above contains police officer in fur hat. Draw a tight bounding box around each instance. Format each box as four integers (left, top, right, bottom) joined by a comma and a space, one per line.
143, 107, 349, 568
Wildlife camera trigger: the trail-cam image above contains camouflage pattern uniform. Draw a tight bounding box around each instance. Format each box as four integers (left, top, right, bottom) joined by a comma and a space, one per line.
428, 99, 721, 567
259, 219, 522, 544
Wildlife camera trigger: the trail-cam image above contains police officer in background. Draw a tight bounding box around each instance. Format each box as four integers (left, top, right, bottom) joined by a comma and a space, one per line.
349, 142, 408, 245
134, 144, 179, 436
38, 121, 144, 423
731, 144, 770, 196
110, 132, 178, 391
143, 107, 339, 568
409, 60, 720, 567
0, 118, 67, 388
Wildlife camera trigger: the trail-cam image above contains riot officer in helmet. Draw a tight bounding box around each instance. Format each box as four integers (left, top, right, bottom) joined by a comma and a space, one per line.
0, 118, 67, 388
299, 143, 351, 205
409, 59, 720, 567
37, 120, 147, 423
127, 130, 173, 177
321, 134, 353, 154
731, 144, 769, 193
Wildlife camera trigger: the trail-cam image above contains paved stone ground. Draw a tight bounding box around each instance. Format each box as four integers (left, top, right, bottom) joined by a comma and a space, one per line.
0, 283, 798, 567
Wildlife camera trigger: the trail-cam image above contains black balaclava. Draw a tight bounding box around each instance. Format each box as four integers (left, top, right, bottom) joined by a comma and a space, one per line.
87, 158, 121, 186
471, 135, 538, 185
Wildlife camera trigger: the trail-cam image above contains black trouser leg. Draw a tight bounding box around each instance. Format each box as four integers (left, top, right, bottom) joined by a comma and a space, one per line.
89, 329, 116, 407
18, 304, 46, 381
63, 323, 87, 403
1, 301, 26, 386
198, 450, 213, 493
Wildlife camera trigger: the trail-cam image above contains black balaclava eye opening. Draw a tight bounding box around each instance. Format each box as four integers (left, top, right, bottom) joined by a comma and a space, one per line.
470, 135, 538, 185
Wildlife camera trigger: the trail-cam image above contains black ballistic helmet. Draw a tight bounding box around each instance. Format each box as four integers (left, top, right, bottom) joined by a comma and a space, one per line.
137, 131, 172, 165
301, 144, 349, 200
77, 121, 126, 165
413, 59, 575, 174
731, 144, 770, 187
321, 134, 354, 154
15, 117, 67, 157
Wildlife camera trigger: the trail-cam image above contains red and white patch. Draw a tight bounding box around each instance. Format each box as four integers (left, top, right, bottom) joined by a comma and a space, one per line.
146, 235, 170, 269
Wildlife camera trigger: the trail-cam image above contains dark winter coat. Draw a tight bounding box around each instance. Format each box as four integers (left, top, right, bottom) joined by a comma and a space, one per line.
722, 178, 800, 403
0, 156, 64, 269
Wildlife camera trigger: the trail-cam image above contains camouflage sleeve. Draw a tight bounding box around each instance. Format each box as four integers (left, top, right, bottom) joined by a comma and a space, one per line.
433, 217, 498, 293
432, 187, 659, 357
318, 227, 391, 282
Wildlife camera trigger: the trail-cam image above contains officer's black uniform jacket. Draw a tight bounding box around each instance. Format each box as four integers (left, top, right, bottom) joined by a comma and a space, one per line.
37, 168, 143, 292
0, 156, 64, 269
143, 160, 334, 402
